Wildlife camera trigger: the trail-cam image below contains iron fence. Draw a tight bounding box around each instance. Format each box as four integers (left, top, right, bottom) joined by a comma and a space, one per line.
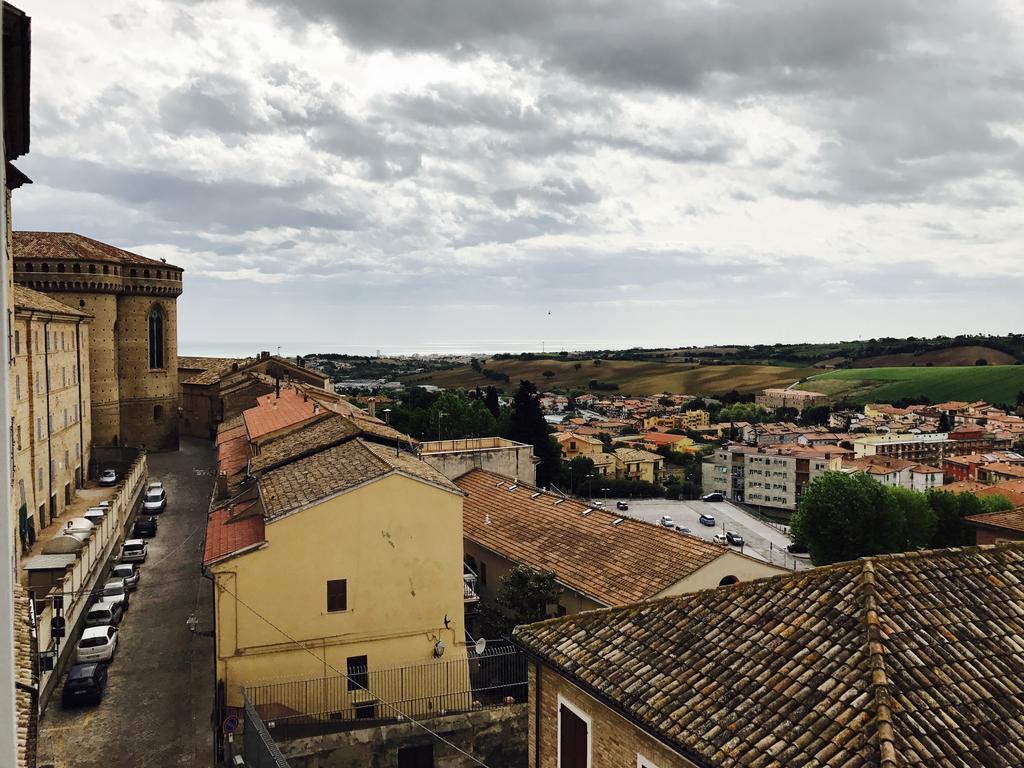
243, 645, 526, 741
242, 690, 292, 768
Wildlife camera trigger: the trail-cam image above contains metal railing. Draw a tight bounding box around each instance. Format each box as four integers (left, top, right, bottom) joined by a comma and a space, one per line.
243, 645, 527, 742
243, 690, 291, 768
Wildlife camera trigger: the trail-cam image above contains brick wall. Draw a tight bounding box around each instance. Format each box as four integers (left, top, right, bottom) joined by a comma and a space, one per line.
529, 663, 698, 768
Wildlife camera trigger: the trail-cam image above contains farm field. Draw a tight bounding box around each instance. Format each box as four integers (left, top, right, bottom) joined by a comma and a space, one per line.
850, 345, 1016, 368
403, 358, 814, 396
797, 365, 1024, 404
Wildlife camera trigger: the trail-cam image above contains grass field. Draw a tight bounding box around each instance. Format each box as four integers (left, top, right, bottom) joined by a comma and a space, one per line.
403, 358, 814, 396
851, 345, 1016, 368
797, 365, 1024, 404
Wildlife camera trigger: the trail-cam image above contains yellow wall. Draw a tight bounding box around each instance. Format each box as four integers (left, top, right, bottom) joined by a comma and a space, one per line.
212, 472, 467, 707
654, 551, 787, 596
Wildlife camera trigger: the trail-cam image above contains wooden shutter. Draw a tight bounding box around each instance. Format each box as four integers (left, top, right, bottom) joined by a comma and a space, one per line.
559, 703, 588, 768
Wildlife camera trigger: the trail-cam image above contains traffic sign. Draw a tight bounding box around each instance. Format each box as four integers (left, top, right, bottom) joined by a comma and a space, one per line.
222, 715, 239, 734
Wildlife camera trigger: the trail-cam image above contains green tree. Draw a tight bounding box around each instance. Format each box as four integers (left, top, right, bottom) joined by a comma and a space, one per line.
889, 486, 935, 549
508, 380, 561, 487
427, 390, 497, 440
483, 386, 501, 419
561, 456, 596, 496
718, 403, 768, 424
926, 490, 962, 547
542, 370, 555, 380
790, 472, 919, 565
481, 565, 562, 638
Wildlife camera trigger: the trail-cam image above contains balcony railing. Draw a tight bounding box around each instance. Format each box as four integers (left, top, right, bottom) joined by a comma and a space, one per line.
464, 564, 480, 603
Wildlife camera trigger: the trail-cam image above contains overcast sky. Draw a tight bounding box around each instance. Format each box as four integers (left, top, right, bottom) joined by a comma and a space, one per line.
13, 0, 1024, 355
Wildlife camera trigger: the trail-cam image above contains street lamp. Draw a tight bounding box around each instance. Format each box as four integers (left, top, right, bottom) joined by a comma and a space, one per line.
602, 487, 609, 502
438, 411, 448, 441
381, 408, 391, 425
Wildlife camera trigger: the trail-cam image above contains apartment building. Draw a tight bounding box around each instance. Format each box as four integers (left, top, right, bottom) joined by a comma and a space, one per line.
840, 457, 943, 493
755, 388, 828, 412
554, 431, 604, 461
419, 436, 538, 485
943, 451, 1024, 482
10, 286, 92, 557
852, 432, 951, 463
702, 444, 847, 512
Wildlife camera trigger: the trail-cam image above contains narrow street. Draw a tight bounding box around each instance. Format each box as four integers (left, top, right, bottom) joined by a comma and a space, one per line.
38, 437, 216, 768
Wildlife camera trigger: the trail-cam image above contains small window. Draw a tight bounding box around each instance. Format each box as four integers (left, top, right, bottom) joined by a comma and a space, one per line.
13, 330, 19, 354
346, 654, 367, 691
153, 405, 163, 422
327, 579, 347, 613
479, 561, 487, 586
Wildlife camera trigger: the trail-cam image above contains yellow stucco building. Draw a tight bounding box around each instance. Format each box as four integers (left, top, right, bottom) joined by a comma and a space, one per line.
204, 395, 470, 713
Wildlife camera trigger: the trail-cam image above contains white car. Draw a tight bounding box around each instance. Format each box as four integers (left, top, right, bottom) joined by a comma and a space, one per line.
147, 480, 163, 491
713, 533, 728, 545
120, 539, 147, 563
111, 563, 139, 591
660, 515, 675, 528
98, 468, 118, 487
76, 626, 118, 663
100, 579, 130, 611
142, 487, 166, 513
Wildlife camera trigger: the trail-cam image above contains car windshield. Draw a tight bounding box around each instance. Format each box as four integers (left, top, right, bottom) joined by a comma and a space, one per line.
88, 608, 110, 619
80, 636, 107, 648
113, 566, 131, 576
145, 491, 162, 501
103, 585, 123, 597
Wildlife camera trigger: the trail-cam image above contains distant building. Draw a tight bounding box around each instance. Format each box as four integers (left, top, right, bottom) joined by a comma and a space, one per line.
755, 387, 828, 412
13, 231, 184, 449
966, 510, 1024, 544
554, 431, 604, 461
943, 451, 1024, 482
840, 456, 943, 493
611, 448, 664, 484
703, 444, 848, 511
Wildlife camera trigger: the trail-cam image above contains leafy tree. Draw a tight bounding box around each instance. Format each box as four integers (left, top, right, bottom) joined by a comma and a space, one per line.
573, 362, 583, 372
508, 380, 561, 487
685, 398, 706, 411
471, 357, 483, 373
976, 358, 989, 366
889, 486, 936, 549
481, 565, 562, 638
774, 406, 800, 422
592, 359, 602, 366
718, 403, 768, 424
791, 472, 911, 565
937, 412, 953, 432
658, 396, 674, 407
542, 370, 555, 380
561, 456, 596, 496
426, 390, 498, 440
801, 405, 832, 426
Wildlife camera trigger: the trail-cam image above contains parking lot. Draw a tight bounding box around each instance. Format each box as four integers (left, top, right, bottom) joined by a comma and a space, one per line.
594, 496, 812, 571
38, 437, 216, 768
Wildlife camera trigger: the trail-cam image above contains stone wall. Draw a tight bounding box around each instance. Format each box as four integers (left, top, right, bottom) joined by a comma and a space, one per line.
281, 704, 528, 768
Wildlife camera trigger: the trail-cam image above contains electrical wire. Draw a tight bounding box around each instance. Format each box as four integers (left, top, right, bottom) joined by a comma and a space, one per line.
213, 578, 491, 768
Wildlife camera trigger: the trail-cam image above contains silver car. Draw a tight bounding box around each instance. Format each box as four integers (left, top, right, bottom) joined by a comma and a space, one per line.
85, 600, 124, 628
111, 563, 139, 591
120, 539, 147, 563
142, 488, 166, 513
76, 626, 118, 663
98, 468, 118, 486
100, 579, 130, 612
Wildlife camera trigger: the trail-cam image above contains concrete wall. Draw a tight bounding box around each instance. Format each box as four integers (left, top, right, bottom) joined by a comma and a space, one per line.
528, 663, 696, 768
281, 704, 528, 768
211, 473, 467, 708
656, 551, 787, 595
420, 438, 537, 485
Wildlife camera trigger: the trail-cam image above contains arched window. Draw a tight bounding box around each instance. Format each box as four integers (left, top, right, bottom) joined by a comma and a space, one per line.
148, 306, 165, 369
718, 575, 739, 586
153, 405, 163, 422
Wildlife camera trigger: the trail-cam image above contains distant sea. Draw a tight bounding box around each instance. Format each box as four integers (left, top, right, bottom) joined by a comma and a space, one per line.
178, 339, 645, 358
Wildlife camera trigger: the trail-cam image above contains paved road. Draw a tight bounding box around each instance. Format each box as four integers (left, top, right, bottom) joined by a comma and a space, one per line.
38, 437, 216, 768
592, 496, 812, 571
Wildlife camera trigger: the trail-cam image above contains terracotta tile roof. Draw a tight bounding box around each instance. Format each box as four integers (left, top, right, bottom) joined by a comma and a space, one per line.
258, 439, 459, 519
456, 469, 730, 606
179, 355, 252, 385
943, 480, 988, 494
556, 431, 603, 446
975, 484, 1024, 508
14, 585, 37, 768
203, 500, 265, 566
981, 462, 1024, 479
515, 543, 1024, 768
635, 432, 688, 446
965, 508, 1024, 535
589, 453, 615, 467
14, 230, 182, 268
243, 386, 323, 441
216, 417, 251, 479
12, 284, 91, 318
909, 464, 942, 473
612, 447, 662, 464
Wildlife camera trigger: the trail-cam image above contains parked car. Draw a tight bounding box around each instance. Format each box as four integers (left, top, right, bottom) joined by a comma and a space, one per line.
142, 487, 166, 513
674, 524, 691, 534
120, 538, 147, 563
591, 500, 604, 507
616, 501, 629, 511
98, 468, 118, 487
85, 600, 124, 629
660, 515, 675, 528
699, 514, 716, 526
76, 626, 118, 664
726, 531, 744, 546
787, 542, 810, 555
701, 492, 724, 503
84, 508, 106, 526
133, 515, 158, 538
147, 480, 163, 491
62, 663, 108, 707
111, 563, 139, 591
713, 533, 728, 545
100, 579, 130, 611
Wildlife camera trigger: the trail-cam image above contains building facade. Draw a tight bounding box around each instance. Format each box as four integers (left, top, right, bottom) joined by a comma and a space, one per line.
755, 388, 828, 412
10, 286, 91, 556
13, 232, 182, 450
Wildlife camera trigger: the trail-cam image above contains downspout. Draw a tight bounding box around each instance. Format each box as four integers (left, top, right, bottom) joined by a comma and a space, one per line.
534, 659, 542, 768
44, 318, 53, 523
75, 319, 85, 482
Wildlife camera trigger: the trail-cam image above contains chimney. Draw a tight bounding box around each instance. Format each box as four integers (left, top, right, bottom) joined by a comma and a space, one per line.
215, 472, 228, 499
275, 376, 280, 398
368, 399, 376, 418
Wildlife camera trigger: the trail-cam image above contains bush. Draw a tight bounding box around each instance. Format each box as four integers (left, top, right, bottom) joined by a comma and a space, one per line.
976, 358, 989, 366
591, 479, 663, 498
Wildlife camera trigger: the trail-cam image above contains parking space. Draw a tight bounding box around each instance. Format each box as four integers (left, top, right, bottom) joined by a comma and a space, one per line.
593, 496, 811, 571
37, 437, 216, 768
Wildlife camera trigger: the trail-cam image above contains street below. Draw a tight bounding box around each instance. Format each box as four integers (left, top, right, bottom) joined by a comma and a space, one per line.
37, 437, 216, 768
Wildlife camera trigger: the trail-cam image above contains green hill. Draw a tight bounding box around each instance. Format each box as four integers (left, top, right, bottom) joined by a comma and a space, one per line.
797, 365, 1024, 405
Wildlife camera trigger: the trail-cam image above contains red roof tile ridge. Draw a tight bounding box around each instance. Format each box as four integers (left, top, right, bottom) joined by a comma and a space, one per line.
858, 559, 899, 768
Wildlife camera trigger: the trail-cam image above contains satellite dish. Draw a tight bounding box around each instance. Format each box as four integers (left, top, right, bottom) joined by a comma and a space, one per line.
474, 637, 487, 655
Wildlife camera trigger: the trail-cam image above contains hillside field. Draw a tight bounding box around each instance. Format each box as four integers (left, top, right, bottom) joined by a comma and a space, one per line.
798, 365, 1024, 405
403, 358, 814, 397
851, 345, 1016, 368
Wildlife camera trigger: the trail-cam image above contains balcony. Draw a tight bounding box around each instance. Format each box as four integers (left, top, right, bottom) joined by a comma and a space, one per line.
464, 565, 480, 603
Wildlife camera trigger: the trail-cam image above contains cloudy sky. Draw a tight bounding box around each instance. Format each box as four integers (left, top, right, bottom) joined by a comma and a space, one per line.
13, 0, 1024, 355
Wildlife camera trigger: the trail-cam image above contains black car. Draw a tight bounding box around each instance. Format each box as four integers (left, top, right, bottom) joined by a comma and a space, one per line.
726, 531, 744, 546
62, 662, 108, 707
133, 515, 158, 538
701, 492, 724, 503
616, 501, 629, 511
698, 513, 716, 526
787, 542, 809, 554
